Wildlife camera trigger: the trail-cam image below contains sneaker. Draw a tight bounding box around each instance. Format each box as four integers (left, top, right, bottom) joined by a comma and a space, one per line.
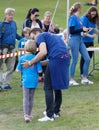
38, 115, 54, 122
69, 80, 79, 86
81, 79, 94, 85
0, 86, 2, 91
24, 115, 31, 122
43, 111, 60, 118
54, 113, 60, 118
3, 85, 12, 90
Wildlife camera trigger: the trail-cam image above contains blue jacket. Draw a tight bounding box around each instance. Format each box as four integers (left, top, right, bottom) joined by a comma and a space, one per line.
0, 20, 22, 49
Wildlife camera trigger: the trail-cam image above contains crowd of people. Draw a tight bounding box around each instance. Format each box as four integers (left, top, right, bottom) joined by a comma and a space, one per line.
0, 1, 99, 122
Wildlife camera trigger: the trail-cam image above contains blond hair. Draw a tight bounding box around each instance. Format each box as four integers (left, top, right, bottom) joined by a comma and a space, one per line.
44, 11, 52, 16
5, 8, 15, 14
25, 40, 37, 54
23, 27, 31, 33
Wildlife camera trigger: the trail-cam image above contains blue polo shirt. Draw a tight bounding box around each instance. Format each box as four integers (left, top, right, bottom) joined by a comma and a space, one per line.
16, 53, 42, 88
69, 14, 83, 36
81, 15, 96, 42
36, 32, 69, 59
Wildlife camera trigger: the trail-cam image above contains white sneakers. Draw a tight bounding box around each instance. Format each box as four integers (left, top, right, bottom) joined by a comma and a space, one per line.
38, 111, 60, 122
38, 115, 54, 122
43, 111, 60, 118
69, 80, 79, 86
81, 79, 94, 85
69, 79, 94, 86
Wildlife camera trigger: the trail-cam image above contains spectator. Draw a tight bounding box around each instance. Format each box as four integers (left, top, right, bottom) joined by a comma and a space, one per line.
23, 28, 70, 122
16, 40, 42, 122
80, 6, 99, 77
22, 8, 42, 36
0, 8, 22, 90
68, 2, 93, 86
41, 11, 54, 32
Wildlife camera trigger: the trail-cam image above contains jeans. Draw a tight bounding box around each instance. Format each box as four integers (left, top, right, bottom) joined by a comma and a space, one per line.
80, 42, 94, 75
0, 48, 16, 86
68, 35, 90, 78
23, 88, 35, 116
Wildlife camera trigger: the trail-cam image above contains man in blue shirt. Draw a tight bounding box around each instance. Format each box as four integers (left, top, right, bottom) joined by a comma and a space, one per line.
0, 8, 22, 90
23, 28, 70, 122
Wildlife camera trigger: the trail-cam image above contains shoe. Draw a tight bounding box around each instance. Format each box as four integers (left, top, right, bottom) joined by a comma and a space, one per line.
43, 111, 60, 118
38, 78, 44, 83
81, 79, 94, 85
69, 80, 79, 86
24, 115, 31, 122
38, 115, 54, 122
3, 85, 12, 90
54, 113, 60, 118
0, 86, 2, 91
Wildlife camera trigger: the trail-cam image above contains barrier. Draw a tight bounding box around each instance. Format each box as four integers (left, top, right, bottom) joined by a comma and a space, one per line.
0, 51, 26, 59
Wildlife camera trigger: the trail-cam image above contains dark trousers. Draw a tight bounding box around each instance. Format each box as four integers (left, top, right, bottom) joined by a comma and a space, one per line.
80, 42, 94, 75
44, 64, 62, 118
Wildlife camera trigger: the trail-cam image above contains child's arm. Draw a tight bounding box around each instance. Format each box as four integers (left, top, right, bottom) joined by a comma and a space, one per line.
16, 58, 23, 72
84, 33, 96, 38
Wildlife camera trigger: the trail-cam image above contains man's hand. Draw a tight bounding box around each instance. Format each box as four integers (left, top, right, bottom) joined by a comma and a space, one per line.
22, 60, 30, 68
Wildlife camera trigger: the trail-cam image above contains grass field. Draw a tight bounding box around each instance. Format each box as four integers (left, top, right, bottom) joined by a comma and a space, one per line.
0, 0, 99, 130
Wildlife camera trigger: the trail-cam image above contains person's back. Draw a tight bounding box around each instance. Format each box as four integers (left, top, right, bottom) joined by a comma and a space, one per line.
36, 32, 69, 59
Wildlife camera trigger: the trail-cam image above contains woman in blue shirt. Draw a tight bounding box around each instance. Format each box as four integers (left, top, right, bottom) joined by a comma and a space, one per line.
80, 6, 99, 77
68, 2, 93, 86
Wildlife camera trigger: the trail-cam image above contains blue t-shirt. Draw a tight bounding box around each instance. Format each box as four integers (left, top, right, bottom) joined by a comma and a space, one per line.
36, 32, 69, 59
18, 38, 28, 49
81, 16, 96, 42
69, 14, 83, 36
16, 53, 42, 88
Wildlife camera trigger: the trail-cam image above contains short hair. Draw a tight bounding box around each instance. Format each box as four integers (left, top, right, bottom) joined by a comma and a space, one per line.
30, 28, 43, 35
5, 8, 15, 14
25, 40, 37, 54
23, 27, 31, 33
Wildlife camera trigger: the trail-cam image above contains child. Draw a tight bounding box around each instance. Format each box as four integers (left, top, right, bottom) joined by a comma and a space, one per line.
18, 27, 31, 52
16, 40, 42, 122
18, 27, 31, 87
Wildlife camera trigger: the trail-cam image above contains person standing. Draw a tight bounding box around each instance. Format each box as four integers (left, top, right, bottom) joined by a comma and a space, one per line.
80, 6, 99, 77
16, 40, 42, 122
22, 8, 42, 36
41, 11, 54, 32
23, 28, 70, 122
68, 2, 93, 86
0, 8, 22, 90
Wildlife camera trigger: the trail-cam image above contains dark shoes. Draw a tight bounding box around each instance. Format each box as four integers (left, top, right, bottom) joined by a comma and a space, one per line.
3, 85, 12, 90
0, 86, 2, 91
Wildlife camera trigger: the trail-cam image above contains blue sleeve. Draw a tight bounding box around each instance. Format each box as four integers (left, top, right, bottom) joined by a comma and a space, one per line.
36, 34, 45, 47
16, 33, 22, 40
16, 58, 23, 72
69, 15, 76, 27
36, 61, 42, 72
0, 23, 2, 49
81, 16, 88, 27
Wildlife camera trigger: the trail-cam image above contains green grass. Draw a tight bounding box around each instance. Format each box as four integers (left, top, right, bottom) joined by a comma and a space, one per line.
0, 0, 99, 130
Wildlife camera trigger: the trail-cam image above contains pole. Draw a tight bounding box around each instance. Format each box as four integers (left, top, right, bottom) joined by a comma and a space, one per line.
48, 0, 60, 32
66, 0, 70, 39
